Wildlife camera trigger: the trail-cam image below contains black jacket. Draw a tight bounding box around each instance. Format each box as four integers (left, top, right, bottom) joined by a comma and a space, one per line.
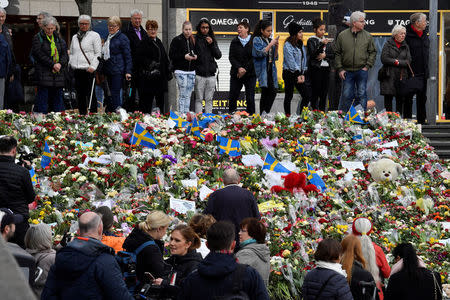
385, 268, 442, 300
122, 227, 171, 280
194, 34, 221, 76
0, 155, 35, 217
178, 253, 269, 300
307, 36, 335, 69
122, 23, 148, 70
350, 261, 377, 300
31, 31, 68, 88
204, 185, 260, 248
41, 237, 133, 300
302, 267, 353, 300
135, 37, 170, 93
405, 24, 429, 77
229, 36, 255, 78
1, 24, 14, 62
380, 37, 411, 95
169, 33, 196, 72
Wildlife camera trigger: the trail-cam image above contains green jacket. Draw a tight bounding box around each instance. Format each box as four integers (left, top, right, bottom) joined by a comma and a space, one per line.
334, 28, 377, 72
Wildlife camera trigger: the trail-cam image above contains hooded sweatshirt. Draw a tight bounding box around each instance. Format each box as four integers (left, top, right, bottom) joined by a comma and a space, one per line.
27, 248, 55, 297
236, 242, 270, 286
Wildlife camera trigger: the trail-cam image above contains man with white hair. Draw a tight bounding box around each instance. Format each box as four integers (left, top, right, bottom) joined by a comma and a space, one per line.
335, 11, 376, 113
204, 168, 260, 250
123, 9, 148, 111
404, 12, 429, 124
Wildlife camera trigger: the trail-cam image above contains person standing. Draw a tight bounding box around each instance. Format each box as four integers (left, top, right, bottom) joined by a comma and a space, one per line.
252, 19, 278, 114
69, 15, 101, 115
282, 22, 310, 115
335, 11, 376, 112
31, 16, 68, 114
0, 26, 11, 110
136, 20, 170, 114
307, 18, 334, 111
169, 21, 197, 114
404, 13, 429, 124
101, 16, 132, 113
379, 25, 411, 114
228, 21, 256, 115
194, 19, 222, 114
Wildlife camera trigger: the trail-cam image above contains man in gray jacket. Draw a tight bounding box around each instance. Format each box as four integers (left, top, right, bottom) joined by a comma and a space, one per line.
335, 11, 376, 112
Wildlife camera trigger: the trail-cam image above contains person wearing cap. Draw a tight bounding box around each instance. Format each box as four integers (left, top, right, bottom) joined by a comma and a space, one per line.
282, 22, 311, 115
1, 208, 37, 286
353, 217, 390, 300
0, 136, 36, 248
95, 206, 125, 253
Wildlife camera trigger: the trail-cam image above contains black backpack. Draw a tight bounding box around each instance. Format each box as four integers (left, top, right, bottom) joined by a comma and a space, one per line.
215, 264, 250, 300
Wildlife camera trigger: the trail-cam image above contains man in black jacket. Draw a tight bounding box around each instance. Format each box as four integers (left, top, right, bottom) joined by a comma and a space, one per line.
123, 9, 148, 112
194, 19, 222, 114
204, 168, 260, 250
404, 12, 430, 124
0, 136, 35, 248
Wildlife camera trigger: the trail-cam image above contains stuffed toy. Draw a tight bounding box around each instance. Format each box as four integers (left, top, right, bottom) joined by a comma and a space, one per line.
271, 172, 319, 194
368, 158, 403, 182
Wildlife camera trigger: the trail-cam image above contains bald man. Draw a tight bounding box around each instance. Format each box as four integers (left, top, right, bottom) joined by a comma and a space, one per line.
204, 168, 260, 250
42, 212, 133, 300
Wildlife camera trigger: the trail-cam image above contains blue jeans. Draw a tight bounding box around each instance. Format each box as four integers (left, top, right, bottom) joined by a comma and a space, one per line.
338, 69, 368, 112
175, 73, 195, 114
105, 74, 122, 113
34, 86, 64, 114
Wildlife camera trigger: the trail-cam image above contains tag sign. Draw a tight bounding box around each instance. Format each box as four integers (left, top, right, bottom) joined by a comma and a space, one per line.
170, 198, 196, 214
341, 161, 365, 171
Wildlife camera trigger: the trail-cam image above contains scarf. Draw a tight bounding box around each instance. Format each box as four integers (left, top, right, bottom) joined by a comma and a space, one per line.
316, 261, 347, 278
411, 25, 423, 37
240, 238, 256, 248
102, 31, 119, 60
46, 34, 59, 66
238, 35, 251, 47
390, 257, 427, 276
77, 30, 88, 42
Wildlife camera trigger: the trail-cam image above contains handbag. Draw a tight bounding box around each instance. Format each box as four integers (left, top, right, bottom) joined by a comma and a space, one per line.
377, 66, 388, 81
397, 63, 425, 97
432, 270, 442, 300
141, 40, 161, 80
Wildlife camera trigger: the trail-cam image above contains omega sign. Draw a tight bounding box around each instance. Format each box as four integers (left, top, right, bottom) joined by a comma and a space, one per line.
209, 17, 251, 26
189, 11, 260, 32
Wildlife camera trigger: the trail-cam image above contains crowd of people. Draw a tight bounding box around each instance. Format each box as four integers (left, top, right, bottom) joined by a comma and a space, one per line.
0, 9, 432, 123
0, 135, 445, 299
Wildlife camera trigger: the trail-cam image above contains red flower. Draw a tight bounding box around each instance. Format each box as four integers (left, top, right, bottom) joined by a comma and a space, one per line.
204, 133, 214, 142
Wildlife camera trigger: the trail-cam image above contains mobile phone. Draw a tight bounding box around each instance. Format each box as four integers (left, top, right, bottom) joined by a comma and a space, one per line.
144, 272, 155, 282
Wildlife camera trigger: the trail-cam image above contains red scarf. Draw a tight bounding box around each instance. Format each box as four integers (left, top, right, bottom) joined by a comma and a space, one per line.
411, 25, 423, 37
394, 40, 402, 48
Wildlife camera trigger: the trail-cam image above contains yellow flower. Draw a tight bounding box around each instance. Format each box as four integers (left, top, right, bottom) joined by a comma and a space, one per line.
282, 249, 291, 258
31, 219, 39, 225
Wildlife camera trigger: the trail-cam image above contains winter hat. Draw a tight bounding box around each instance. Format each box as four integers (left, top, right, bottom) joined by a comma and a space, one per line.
0, 208, 23, 232
352, 217, 373, 236
95, 206, 114, 231
288, 22, 303, 36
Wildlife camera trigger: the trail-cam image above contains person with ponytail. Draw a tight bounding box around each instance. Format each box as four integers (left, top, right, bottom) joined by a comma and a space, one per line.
385, 243, 442, 300
122, 210, 172, 281
353, 217, 390, 300
341, 234, 377, 299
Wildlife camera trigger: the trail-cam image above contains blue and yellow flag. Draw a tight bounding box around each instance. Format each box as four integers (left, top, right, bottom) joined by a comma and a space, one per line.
306, 162, 327, 191
296, 141, 305, 155
130, 123, 159, 149
352, 134, 364, 144
190, 118, 205, 140
29, 167, 37, 186
262, 153, 291, 173
377, 134, 383, 142
217, 136, 241, 157
344, 105, 366, 124
41, 141, 52, 169
170, 111, 189, 128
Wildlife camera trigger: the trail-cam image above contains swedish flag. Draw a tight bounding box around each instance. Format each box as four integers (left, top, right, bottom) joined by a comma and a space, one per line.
377, 134, 383, 141
170, 111, 189, 128
262, 153, 291, 173
29, 167, 37, 186
41, 141, 52, 169
352, 134, 363, 144
130, 123, 159, 149
190, 118, 205, 140
306, 162, 326, 191
344, 105, 366, 124
296, 141, 305, 155
217, 136, 241, 157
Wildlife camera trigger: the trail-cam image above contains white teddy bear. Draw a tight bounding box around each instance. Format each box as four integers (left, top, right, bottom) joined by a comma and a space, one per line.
368, 158, 403, 182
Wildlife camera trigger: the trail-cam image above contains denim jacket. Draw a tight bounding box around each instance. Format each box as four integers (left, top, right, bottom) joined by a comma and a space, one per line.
252, 36, 278, 88
283, 41, 307, 75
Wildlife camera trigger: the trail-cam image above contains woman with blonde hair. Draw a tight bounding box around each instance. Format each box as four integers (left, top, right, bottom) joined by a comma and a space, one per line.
341, 234, 377, 300
123, 210, 172, 281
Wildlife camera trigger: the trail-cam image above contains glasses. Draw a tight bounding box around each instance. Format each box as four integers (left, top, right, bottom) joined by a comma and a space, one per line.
147, 28, 158, 31
108, 24, 118, 28
79, 23, 90, 26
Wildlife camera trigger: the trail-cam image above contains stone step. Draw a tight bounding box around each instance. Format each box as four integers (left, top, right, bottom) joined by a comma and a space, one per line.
429, 141, 450, 149
422, 124, 450, 132
422, 132, 450, 140
434, 149, 450, 159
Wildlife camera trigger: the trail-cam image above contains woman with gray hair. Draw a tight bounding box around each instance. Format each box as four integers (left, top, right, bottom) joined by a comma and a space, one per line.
379, 24, 411, 114
25, 223, 56, 298
69, 15, 102, 114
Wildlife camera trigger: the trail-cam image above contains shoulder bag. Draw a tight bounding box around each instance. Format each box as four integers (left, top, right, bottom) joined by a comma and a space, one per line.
397, 62, 425, 97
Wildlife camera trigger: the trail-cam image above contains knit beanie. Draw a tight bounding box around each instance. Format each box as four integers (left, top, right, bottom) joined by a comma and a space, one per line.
95, 206, 114, 231
288, 22, 303, 37
352, 217, 373, 236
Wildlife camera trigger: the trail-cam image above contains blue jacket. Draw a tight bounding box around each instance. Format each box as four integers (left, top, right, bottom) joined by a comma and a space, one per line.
41, 237, 133, 300
178, 252, 269, 300
0, 34, 12, 78
252, 36, 278, 88
302, 267, 353, 300
283, 41, 308, 75
103, 31, 132, 76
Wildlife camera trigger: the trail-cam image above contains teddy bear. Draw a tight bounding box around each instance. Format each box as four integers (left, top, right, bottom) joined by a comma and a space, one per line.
367, 158, 403, 182
270, 172, 319, 194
